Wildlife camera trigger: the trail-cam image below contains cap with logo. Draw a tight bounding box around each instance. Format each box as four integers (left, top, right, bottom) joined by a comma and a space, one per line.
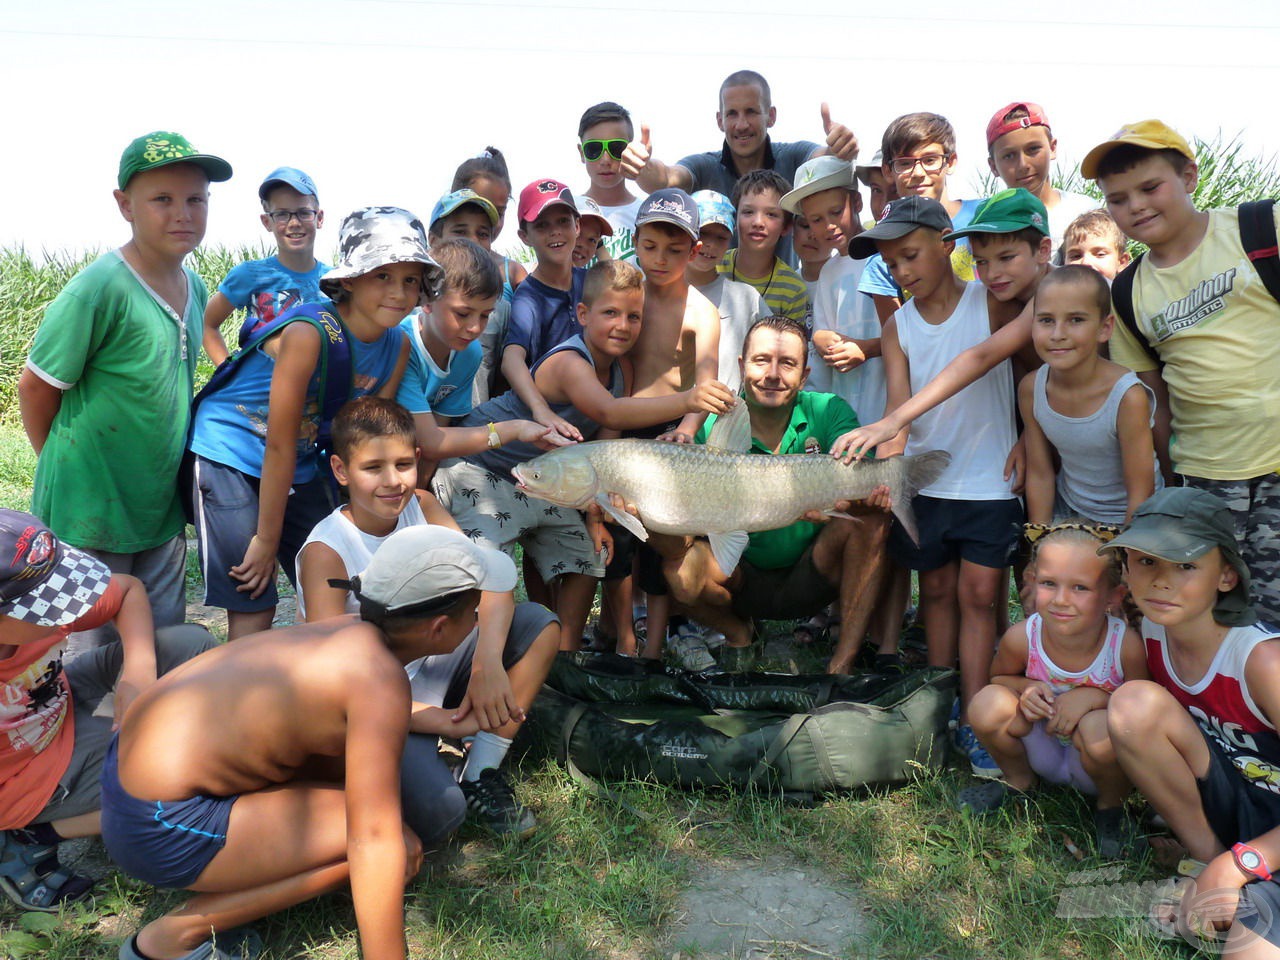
431, 189, 500, 231
847, 196, 953, 260
944, 188, 1050, 242
118, 131, 233, 190
635, 188, 700, 240
780, 156, 855, 214
986, 102, 1051, 148
0, 510, 113, 627
258, 166, 318, 203
517, 179, 577, 224
1100, 488, 1255, 626
1081, 119, 1196, 180
574, 195, 614, 236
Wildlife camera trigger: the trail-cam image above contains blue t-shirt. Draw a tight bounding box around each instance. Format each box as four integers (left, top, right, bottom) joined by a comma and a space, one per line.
503, 268, 587, 367
190, 300, 406, 483
858, 198, 984, 297
218, 256, 330, 345
395, 310, 481, 419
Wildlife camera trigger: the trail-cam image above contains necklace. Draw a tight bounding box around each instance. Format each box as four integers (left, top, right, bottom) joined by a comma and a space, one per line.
733, 254, 777, 304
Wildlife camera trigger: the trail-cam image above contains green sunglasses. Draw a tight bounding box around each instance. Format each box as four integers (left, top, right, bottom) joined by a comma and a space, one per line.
580, 138, 628, 162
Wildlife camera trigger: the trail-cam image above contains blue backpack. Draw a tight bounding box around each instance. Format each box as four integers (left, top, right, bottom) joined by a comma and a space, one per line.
179, 303, 353, 523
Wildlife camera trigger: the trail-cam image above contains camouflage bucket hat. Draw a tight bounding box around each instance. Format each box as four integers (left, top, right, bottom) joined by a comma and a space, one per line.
319, 206, 443, 301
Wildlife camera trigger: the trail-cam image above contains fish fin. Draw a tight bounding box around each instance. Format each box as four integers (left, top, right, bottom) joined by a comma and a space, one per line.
705, 400, 751, 453
823, 510, 857, 521
708, 530, 749, 576
594, 493, 648, 541
889, 450, 952, 545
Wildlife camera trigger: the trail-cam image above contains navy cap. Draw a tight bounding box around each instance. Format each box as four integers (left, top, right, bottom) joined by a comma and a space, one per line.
259, 166, 319, 202
847, 196, 952, 260
635, 188, 700, 240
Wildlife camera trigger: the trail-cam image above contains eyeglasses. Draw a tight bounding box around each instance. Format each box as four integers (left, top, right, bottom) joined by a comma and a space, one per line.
266, 208, 318, 225
890, 154, 950, 175
580, 139, 628, 162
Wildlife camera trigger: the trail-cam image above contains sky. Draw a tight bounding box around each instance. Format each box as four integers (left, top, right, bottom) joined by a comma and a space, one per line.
4, 0, 1280, 259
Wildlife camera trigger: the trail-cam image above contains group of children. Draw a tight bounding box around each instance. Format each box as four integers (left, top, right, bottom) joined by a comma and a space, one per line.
5, 82, 1280, 957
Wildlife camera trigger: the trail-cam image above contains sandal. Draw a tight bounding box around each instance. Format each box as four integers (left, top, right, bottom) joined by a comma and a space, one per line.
119, 927, 262, 960
792, 613, 830, 646
0, 829, 94, 912
1094, 807, 1147, 860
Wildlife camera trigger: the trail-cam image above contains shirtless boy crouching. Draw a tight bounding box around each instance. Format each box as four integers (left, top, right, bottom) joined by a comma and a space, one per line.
103, 525, 517, 960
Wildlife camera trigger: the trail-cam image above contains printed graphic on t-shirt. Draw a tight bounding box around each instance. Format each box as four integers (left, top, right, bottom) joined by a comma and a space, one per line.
242, 289, 305, 342
1, 653, 67, 754
1148, 268, 1239, 342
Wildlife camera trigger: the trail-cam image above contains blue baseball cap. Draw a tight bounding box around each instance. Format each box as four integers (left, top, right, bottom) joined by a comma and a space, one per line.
693, 190, 736, 238
636, 188, 700, 240
259, 166, 319, 202
430, 188, 500, 231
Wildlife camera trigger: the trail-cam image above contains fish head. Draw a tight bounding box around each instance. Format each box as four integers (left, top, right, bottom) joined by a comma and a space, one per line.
511, 449, 600, 508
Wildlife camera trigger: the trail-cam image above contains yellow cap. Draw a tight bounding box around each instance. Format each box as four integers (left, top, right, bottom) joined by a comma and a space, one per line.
1081, 119, 1194, 180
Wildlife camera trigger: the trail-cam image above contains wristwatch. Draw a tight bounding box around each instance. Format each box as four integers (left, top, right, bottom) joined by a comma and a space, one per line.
1232, 842, 1273, 882
486, 422, 502, 450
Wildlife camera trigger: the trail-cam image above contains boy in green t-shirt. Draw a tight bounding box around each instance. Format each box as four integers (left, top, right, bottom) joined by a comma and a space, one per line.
18, 132, 232, 651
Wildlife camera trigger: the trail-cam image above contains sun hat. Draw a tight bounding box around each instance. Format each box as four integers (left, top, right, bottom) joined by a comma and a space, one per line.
518, 179, 577, 224
318, 207, 443, 300
693, 191, 736, 237
430, 189, 500, 231
1100, 488, 1255, 626
0, 510, 113, 628
944, 188, 1050, 241
635, 188, 700, 240
574, 195, 614, 236
986, 102, 1051, 148
336, 526, 516, 621
118, 131, 232, 190
258, 166, 319, 202
780, 156, 855, 214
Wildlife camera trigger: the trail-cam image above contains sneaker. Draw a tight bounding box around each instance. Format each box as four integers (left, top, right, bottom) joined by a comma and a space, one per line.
1094, 807, 1146, 860
954, 724, 1002, 779
956, 780, 1034, 816
459, 768, 536, 838
669, 631, 717, 672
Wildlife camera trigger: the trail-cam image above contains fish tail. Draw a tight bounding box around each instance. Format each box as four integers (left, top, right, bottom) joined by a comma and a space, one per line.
890, 451, 952, 545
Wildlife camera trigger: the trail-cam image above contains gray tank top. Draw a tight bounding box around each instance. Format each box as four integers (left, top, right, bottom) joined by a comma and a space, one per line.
461, 334, 624, 479
1032, 366, 1162, 524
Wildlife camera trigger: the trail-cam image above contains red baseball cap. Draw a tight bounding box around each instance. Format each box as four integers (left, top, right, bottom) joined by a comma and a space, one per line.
518, 178, 577, 224
986, 102, 1050, 148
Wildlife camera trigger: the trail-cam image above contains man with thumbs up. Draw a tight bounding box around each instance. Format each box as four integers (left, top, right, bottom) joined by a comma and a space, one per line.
620, 70, 858, 266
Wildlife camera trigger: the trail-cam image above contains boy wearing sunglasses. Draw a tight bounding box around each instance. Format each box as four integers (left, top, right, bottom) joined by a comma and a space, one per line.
578, 101, 644, 263
202, 166, 329, 365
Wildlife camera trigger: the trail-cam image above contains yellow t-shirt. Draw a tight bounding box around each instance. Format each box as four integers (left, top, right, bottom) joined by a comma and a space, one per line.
1109, 206, 1280, 480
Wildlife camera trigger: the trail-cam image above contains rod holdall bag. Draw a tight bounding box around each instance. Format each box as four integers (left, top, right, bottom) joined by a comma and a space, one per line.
526, 652, 958, 798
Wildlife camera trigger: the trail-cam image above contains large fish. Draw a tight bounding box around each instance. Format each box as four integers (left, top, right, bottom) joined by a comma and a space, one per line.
511, 402, 950, 574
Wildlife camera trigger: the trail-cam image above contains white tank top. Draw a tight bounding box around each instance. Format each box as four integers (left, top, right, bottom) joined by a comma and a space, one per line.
895, 281, 1017, 500
295, 497, 429, 619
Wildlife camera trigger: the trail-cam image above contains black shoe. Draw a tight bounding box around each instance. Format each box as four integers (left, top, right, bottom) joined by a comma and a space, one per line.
460, 768, 536, 837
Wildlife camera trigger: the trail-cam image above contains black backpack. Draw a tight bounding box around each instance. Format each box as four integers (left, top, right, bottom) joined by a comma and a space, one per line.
1110, 198, 1280, 366
178, 303, 353, 523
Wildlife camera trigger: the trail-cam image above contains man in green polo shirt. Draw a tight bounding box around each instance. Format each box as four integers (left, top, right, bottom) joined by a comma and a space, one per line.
656, 315, 891, 673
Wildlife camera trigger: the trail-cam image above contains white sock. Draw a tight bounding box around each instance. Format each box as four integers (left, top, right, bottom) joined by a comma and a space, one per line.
462, 730, 512, 782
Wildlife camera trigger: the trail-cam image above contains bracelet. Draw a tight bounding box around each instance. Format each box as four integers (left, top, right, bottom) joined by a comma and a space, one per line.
486, 422, 502, 449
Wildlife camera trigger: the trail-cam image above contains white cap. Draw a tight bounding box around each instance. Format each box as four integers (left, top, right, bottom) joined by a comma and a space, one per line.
780, 156, 855, 214
352, 526, 516, 617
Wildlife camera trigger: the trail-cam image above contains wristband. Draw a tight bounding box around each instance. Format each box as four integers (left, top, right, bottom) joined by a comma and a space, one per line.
1232, 842, 1273, 882
486, 422, 502, 450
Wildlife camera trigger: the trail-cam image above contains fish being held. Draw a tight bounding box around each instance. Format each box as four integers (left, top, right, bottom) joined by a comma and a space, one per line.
511, 402, 950, 574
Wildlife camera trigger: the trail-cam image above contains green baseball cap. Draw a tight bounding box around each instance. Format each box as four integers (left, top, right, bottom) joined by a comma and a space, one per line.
945, 188, 1049, 242
1100, 488, 1255, 626
118, 131, 233, 189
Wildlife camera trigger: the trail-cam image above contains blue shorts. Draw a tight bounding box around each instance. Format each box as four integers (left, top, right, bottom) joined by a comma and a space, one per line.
191, 455, 336, 612
100, 736, 235, 889
889, 495, 1023, 572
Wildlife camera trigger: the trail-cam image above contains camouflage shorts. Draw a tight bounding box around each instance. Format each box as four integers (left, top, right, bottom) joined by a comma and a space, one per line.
432, 460, 605, 582
1182, 472, 1280, 625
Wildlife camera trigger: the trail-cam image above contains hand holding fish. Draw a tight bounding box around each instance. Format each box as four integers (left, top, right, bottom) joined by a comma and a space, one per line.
830, 417, 905, 463
514, 419, 577, 450
686, 379, 736, 416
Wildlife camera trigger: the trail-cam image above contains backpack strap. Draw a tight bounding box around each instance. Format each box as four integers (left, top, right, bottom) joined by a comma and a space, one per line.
285, 304, 354, 453
1109, 253, 1162, 369
1238, 199, 1280, 305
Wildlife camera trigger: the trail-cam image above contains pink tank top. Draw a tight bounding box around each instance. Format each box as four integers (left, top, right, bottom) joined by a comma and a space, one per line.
1025, 613, 1128, 695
